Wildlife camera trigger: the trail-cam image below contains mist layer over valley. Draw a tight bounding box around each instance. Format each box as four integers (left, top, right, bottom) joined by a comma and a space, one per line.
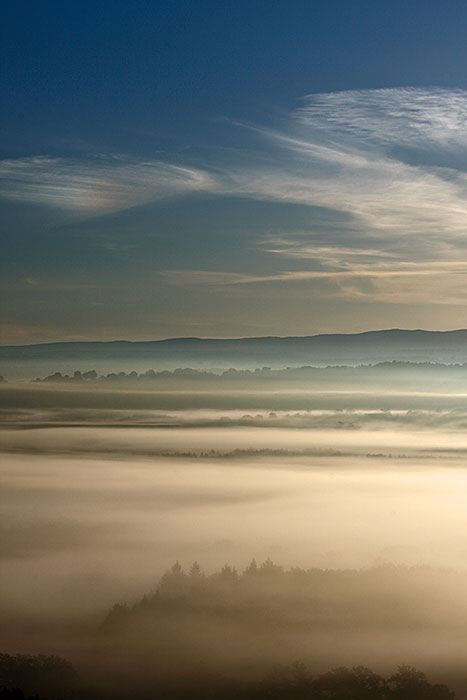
6, 0, 467, 693
2, 365, 467, 698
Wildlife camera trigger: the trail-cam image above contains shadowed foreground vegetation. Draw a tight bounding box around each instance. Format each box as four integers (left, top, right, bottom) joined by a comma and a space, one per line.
5, 562, 464, 699
0, 654, 76, 700
0, 653, 457, 700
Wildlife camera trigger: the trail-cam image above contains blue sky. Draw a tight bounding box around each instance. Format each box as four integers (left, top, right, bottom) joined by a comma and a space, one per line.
2, 0, 467, 342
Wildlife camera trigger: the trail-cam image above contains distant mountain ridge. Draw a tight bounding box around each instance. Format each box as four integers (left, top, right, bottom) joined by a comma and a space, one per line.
2, 329, 467, 379
3, 329, 467, 355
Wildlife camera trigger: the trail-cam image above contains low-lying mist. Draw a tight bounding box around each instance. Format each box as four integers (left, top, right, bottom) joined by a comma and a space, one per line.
1, 377, 467, 697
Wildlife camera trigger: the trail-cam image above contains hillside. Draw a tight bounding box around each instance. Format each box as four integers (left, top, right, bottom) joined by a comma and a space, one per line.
3, 329, 467, 379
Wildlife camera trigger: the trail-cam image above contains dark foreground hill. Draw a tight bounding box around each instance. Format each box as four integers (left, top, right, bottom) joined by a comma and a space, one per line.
3, 329, 467, 379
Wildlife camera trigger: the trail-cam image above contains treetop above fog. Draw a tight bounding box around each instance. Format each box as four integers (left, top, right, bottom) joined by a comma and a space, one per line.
30, 361, 467, 385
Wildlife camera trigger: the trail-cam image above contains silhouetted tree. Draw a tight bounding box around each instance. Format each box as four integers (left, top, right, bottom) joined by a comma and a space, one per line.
244, 558, 258, 576
258, 558, 283, 576
189, 562, 202, 578
388, 665, 456, 700
158, 561, 188, 597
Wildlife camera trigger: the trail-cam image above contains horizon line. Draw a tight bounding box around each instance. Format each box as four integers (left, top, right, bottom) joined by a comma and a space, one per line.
3, 327, 467, 349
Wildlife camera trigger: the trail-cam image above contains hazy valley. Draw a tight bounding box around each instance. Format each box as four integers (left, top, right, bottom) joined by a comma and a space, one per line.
2, 350, 467, 698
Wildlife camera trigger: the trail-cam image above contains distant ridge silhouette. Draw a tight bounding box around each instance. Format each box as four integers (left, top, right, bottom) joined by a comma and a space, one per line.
3, 328, 467, 349
3, 329, 467, 374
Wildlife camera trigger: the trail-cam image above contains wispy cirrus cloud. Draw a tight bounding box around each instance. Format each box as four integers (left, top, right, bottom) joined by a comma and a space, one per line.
3, 87, 467, 234
4, 88, 467, 311
294, 87, 467, 151
159, 88, 467, 306
260, 88, 467, 238
0, 154, 216, 213
161, 261, 467, 285
160, 261, 467, 306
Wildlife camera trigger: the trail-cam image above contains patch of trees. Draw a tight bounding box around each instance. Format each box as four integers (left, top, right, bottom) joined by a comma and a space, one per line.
0, 658, 457, 700
0, 688, 47, 700
95, 559, 467, 698
253, 663, 457, 699
0, 654, 76, 700
102, 560, 467, 635
32, 362, 467, 386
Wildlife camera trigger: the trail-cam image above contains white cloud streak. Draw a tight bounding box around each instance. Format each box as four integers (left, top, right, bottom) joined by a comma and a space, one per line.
247, 88, 467, 242
162, 262, 467, 282
0, 155, 216, 213
295, 87, 467, 151
4, 88, 467, 307
162, 88, 467, 305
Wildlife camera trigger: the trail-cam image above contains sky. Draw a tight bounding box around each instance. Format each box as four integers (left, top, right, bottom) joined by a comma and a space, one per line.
2, 0, 467, 343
